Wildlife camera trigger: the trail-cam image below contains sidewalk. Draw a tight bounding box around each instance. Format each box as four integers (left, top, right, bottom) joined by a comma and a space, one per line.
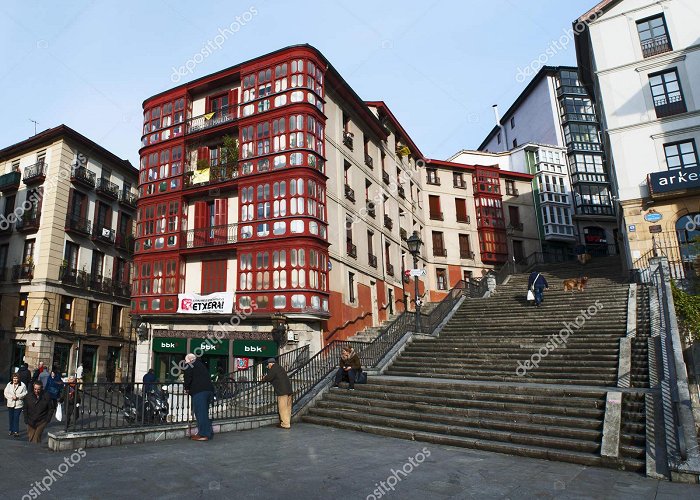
0, 409, 697, 499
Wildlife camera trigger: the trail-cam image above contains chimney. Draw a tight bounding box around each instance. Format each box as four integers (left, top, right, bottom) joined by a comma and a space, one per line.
492, 105, 501, 125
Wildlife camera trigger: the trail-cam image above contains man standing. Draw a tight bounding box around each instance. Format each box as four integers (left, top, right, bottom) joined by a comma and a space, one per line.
24, 382, 52, 444
17, 363, 32, 389
31, 361, 45, 384
261, 358, 293, 429
142, 368, 156, 392
183, 353, 214, 442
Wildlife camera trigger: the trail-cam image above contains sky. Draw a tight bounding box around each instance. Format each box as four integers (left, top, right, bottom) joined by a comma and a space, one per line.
0, 0, 596, 166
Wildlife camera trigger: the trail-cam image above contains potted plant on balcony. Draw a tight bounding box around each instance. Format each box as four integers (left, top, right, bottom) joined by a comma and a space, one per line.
59, 259, 68, 279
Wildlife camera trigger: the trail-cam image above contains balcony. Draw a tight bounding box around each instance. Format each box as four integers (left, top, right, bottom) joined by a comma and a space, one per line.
384, 215, 393, 230
364, 154, 373, 169
430, 211, 444, 221
60, 268, 88, 287
92, 225, 116, 245
23, 162, 46, 185
426, 176, 441, 186
386, 263, 394, 276
344, 184, 355, 203
96, 178, 120, 200
113, 281, 131, 298
66, 215, 92, 236
0, 171, 21, 192
398, 186, 406, 199
58, 319, 74, 332
641, 34, 672, 58
182, 223, 238, 250
86, 323, 102, 335
556, 85, 588, 97
346, 240, 357, 259
433, 248, 447, 258
11, 264, 34, 281
16, 211, 40, 232
457, 215, 471, 224
368, 253, 377, 268
505, 188, 520, 196
400, 228, 407, 241
186, 105, 237, 134
567, 141, 602, 153
654, 95, 687, 119
88, 274, 109, 293
508, 223, 524, 232
454, 179, 467, 189
115, 232, 135, 253
366, 202, 376, 218
184, 161, 239, 190
561, 112, 597, 124
119, 189, 137, 209
382, 170, 390, 185
70, 166, 96, 189
342, 132, 354, 150
460, 250, 476, 259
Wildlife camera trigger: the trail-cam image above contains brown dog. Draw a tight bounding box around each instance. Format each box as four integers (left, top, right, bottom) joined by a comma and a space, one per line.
563, 276, 589, 291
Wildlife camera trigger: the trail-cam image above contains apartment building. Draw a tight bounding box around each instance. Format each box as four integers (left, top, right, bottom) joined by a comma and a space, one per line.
0, 125, 137, 383
575, 0, 700, 278
479, 66, 618, 255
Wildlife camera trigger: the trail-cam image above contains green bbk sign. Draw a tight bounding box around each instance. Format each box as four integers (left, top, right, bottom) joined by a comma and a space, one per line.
190, 338, 229, 356
152, 337, 187, 353
232, 340, 278, 358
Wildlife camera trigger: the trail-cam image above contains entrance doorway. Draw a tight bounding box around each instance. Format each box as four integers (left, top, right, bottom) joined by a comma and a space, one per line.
106, 346, 121, 383
583, 226, 608, 256
512, 240, 525, 263
154, 353, 185, 383
370, 281, 378, 326
10, 340, 26, 378
53, 342, 72, 376
200, 355, 229, 381
81, 344, 99, 382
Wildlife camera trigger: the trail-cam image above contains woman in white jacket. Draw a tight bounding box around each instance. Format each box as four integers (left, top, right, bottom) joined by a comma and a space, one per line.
4, 372, 27, 437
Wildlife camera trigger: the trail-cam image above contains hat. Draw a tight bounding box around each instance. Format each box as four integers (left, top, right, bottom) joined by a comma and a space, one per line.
265, 358, 276, 364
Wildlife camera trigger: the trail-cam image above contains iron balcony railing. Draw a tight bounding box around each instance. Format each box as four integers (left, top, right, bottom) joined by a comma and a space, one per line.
368, 253, 377, 268
456, 215, 471, 224
433, 247, 447, 258
382, 170, 390, 185
113, 280, 131, 297
119, 190, 137, 208
386, 263, 394, 276
60, 268, 89, 287
654, 94, 687, 119
567, 141, 602, 153
182, 223, 238, 250
16, 211, 41, 231
12, 263, 34, 281
115, 232, 135, 253
364, 154, 373, 168
342, 132, 353, 149
641, 34, 672, 58
366, 202, 376, 218
184, 161, 239, 189
426, 176, 441, 186
0, 171, 21, 191
397, 186, 406, 199
23, 162, 46, 184
71, 166, 96, 188
96, 178, 120, 199
556, 85, 588, 97
430, 211, 444, 221
460, 250, 475, 260
66, 215, 92, 235
399, 228, 407, 241
346, 240, 357, 259
186, 105, 237, 134
384, 215, 393, 230
344, 184, 355, 202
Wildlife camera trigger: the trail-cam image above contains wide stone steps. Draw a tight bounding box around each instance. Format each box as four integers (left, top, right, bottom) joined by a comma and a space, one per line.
383, 370, 617, 386
303, 378, 644, 472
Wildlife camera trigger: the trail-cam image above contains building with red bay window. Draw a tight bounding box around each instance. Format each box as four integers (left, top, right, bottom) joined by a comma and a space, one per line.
132, 45, 539, 382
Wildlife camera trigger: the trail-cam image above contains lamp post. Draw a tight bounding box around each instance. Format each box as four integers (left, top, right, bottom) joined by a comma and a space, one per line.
406, 231, 423, 334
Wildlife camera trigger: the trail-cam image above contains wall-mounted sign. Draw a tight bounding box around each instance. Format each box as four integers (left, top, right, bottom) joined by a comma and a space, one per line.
648, 167, 700, 195
628, 225, 636, 232
190, 338, 229, 356
177, 292, 234, 314
644, 212, 663, 223
152, 337, 187, 353
233, 340, 278, 358
649, 225, 663, 234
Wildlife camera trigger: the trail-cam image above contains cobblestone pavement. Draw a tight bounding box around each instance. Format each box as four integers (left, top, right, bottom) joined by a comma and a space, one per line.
0, 415, 698, 499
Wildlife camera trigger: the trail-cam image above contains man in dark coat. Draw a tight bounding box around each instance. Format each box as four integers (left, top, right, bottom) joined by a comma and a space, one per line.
17, 363, 32, 389
528, 270, 549, 307
261, 358, 293, 429
24, 381, 52, 443
183, 353, 215, 441
142, 368, 157, 392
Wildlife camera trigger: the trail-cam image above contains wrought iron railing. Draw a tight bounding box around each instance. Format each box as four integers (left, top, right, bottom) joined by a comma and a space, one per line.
186, 105, 237, 134
119, 190, 137, 208
71, 166, 96, 188
11, 263, 34, 281
96, 178, 120, 199
23, 162, 46, 183
182, 223, 238, 249
641, 34, 672, 58
0, 171, 21, 190
66, 215, 92, 235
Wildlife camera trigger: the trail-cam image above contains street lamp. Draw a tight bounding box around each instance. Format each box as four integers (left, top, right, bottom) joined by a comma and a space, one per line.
406, 231, 423, 334
271, 312, 287, 349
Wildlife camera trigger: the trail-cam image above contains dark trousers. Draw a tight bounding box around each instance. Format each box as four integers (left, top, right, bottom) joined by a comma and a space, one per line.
334, 367, 357, 388
534, 286, 545, 306
8, 407, 22, 433
192, 391, 213, 439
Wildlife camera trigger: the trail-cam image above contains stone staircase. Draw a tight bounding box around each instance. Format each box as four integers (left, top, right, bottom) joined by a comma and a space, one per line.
347, 315, 399, 343
304, 256, 652, 473
632, 285, 651, 388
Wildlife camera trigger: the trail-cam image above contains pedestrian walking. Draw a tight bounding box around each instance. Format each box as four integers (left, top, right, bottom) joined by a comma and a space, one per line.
24, 382, 52, 444
45, 371, 64, 416
183, 353, 215, 442
333, 346, 362, 390
4, 373, 27, 437
527, 270, 549, 307
38, 368, 50, 388
59, 377, 81, 427
143, 368, 157, 392
17, 363, 32, 389
261, 358, 293, 429
31, 361, 45, 384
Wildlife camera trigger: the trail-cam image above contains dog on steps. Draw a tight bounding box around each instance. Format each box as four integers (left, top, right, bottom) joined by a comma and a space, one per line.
563, 276, 589, 292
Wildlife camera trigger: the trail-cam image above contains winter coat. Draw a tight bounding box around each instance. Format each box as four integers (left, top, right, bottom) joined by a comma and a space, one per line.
24, 389, 52, 427
183, 359, 215, 396
4, 382, 28, 409
262, 363, 293, 396
339, 350, 362, 371
17, 367, 32, 388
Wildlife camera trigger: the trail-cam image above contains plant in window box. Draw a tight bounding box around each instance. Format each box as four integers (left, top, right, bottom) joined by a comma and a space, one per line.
396, 145, 410, 158
221, 135, 239, 166
196, 158, 210, 170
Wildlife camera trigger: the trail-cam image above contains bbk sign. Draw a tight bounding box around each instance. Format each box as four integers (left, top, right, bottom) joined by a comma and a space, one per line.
233, 340, 278, 358
177, 292, 234, 314
152, 337, 187, 353
648, 167, 700, 196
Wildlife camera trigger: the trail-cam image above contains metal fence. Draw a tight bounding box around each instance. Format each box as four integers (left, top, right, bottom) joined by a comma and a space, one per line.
632, 234, 695, 286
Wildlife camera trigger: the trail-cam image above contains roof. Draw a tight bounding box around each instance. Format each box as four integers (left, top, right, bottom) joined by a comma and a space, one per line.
478, 65, 578, 150
576, 0, 622, 23
0, 124, 136, 174
365, 101, 424, 159
424, 159, 534, 181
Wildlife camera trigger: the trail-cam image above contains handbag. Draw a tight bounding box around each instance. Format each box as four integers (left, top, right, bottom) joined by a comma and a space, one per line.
527, 273, 541, 301
526, 290, 535, 301
356, 371, 368, 384
55, 403, 63, 422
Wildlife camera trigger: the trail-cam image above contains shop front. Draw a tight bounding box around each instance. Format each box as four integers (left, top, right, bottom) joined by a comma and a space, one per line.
152, 337, 187, 382
233, 340, 278, 379
52, 342, 72, 377
191, 338, 230, 380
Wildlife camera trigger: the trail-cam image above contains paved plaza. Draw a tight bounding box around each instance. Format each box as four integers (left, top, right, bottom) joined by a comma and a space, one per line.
1, 411, 698, 500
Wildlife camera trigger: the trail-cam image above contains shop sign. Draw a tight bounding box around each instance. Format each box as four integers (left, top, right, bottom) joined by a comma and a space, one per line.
232, 340, 278, 357
177, 292, 234, 314
648, 167, 700, 195
649, 225, 663, 234
152, 337, 187, 353
644, 212, 663, 223
190, 338, 229, 356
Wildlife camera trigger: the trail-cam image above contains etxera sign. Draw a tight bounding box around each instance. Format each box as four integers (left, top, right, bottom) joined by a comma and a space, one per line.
648, 167, 700, 195
232, 340, 278, 358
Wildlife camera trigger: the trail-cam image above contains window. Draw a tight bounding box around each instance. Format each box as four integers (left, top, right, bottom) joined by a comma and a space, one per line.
455, 198, 469, 223
512, 139, 518, 148
650, 69, 686, 118
3, 194, 15, 219
560, 97, 595, 122
508, 206, 521, 228
432, 231, 446, 257
574, 184, 614, 216
637, 14, 672, 58
505, 180, 517, 196
453, 172, 465, 188
459, 234, 472, 259
87, 301, 99, 332
569, 153, 606, 183
510, 117, 515, 129
664, 141, 698, 170
59, 296, 73, 330
563, 123, 600, 149
348, 272, 355, 303
64, 241, 79, 273
17, 293, 29, 326
429, 195, 442, 220
436, 269, 447, 290
426, 169, 439, 185
23, 239, 35, 264
201, 260, 227, 294
497, 132, 501, 144
111, 305, 122, 335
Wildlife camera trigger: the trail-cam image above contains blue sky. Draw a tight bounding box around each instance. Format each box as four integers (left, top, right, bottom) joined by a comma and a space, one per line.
0, 0, 595, 165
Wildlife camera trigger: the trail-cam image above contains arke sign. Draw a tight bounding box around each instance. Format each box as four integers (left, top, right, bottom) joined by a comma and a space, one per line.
648, 167, 700, 196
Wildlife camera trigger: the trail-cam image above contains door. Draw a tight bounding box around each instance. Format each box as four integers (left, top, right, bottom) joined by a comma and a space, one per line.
209, 94, 229, 119
154, 353, 185, 383
387, 289, 394, 316
52, 343, 72, 377
96, 202, 111, 233
10, 340, 26, 378
213, 199, 228, 243
513, 240, 525, 263
370, 281, 378, 326
81, 345, 99, 382
106, 347, 121, 383
201, 355, 229, 381
193, 201, 208, 247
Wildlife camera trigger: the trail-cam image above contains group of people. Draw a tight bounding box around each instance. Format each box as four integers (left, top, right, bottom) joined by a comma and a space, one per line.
3, 362, 82, 444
